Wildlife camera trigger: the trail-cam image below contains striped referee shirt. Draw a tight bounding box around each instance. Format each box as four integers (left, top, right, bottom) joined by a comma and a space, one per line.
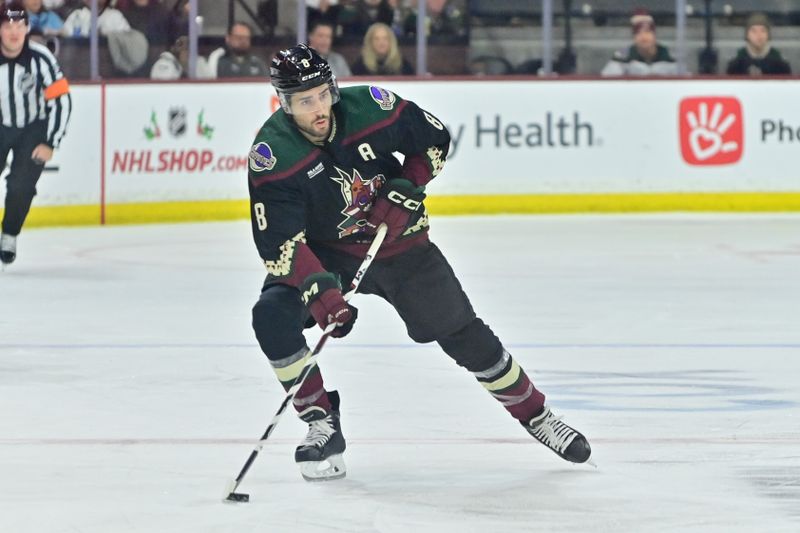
0, 39, 72, 148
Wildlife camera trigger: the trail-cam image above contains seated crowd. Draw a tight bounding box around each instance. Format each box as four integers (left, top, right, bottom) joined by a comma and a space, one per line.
20, 1, 794, 79
24, 0, 454, 79
599, 9, 791, 77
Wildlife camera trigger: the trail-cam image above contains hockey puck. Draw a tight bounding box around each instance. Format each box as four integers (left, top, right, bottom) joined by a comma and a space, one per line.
225, 492, 249, 503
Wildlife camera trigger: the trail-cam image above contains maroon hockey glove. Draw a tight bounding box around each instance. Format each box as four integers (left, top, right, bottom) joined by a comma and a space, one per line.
366, 179, 426, 242
300, 273, 358, 338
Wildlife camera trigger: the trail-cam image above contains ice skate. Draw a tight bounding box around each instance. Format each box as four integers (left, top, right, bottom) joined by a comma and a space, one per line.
523, 405, 592, 464
295, 390, 346, 482
0, 234, 17, 266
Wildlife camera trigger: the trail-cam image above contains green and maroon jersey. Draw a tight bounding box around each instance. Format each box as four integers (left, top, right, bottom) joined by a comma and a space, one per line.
248, 85, 451, 288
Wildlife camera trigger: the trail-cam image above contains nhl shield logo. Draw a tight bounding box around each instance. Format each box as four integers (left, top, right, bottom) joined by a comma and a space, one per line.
168, 107, 187, 138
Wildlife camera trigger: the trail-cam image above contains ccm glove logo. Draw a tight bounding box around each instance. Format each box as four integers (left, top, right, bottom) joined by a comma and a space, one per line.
387, 190, 422, 211
367, 179, 426, 242
301, 282, 319, 305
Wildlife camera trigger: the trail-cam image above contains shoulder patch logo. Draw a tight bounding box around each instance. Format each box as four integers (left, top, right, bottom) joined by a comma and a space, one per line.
369, 86, 396, 111
249, 142, 277, 172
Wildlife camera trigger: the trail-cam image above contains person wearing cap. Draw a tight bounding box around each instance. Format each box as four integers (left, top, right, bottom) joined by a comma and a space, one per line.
0, 0, 71, 265
726, 12, 791, 76
601, 10, 678, 77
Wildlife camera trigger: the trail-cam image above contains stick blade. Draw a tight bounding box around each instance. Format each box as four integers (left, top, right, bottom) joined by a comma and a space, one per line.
222, 479, 250, 503
225, 492, 250, 503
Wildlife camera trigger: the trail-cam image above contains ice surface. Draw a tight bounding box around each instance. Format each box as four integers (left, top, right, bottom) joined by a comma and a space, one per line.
1, 215, 799, 532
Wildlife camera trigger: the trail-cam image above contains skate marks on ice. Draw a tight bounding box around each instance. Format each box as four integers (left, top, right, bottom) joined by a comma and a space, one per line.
2, 216, 800, 532
244, 442, 602, 533
538, 368, 796, 413
239, 439, 790, 533
743, 463, 800, 520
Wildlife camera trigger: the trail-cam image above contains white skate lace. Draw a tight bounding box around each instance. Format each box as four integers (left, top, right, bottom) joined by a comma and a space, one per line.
301, 416, 336, 448
532, 412, 576, 454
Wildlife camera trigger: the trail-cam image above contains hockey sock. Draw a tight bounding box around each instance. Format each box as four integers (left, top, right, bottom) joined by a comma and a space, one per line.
473, 349, 545, 421
269, 346, 332, 412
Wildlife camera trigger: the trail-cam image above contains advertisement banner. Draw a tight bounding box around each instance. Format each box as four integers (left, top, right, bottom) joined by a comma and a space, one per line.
368, 80, 800, 195
7, 80, 800, 214
104, 83, 269, 203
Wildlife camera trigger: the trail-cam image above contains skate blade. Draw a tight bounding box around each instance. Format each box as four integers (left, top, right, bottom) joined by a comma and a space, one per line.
299, 454, 346, 482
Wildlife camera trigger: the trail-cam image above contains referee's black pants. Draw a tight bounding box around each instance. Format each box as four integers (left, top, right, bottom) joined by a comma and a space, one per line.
0, 121, 47, 236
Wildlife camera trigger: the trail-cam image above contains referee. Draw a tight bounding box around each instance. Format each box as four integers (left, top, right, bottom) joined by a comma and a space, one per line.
0, 0, 71, 266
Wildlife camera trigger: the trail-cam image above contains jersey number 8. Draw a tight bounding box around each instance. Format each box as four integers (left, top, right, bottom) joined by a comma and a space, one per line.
254, 202, 268, 230
424, 111, 444, 131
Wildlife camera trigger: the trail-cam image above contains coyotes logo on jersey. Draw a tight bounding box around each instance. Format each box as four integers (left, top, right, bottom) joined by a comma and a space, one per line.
330, 166, 385, 238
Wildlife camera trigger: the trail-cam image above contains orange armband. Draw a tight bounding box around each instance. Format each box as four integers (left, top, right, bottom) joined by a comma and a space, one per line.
44, 78, 70, 100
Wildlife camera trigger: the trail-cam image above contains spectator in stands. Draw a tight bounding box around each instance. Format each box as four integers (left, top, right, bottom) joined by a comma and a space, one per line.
726, 12, 791, 76
339, 0, 395, 38
47, 1, 79, 20
24, 0, 63, 35
351, 22, 413, 76
403, 0, 465, 39
204, 22, 268, 79
166, 0, 189, 44
601, 9, 677, 77
307, 19, 351, 78
306, 0, 340, 29
150, 33, 213, 80
150, 33, 187, 79
121, 0, 169, 46
62, 0, 130, 36
43, 0, 67, 13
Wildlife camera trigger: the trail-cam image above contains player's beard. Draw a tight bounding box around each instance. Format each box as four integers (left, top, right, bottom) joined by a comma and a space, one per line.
297, 113, 331, 143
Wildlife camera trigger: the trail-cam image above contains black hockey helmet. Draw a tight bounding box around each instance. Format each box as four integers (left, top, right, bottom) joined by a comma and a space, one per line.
270, 44, 340, 114
0, 1, 28, 25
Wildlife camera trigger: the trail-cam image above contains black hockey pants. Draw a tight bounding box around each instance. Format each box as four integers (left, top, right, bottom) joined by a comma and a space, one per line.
0, 121, 48, 236
252, 240, 504, 373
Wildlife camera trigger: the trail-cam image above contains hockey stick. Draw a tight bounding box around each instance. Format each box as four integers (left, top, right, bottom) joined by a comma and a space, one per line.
224, 223, 388, 503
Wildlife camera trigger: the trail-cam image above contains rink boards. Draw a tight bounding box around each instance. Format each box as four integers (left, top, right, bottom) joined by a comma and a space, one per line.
3, 78, 800, 227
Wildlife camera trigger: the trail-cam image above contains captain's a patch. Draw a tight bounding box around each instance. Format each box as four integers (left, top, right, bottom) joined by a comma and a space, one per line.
369, 86, 396, 111
249, 142, 277, 172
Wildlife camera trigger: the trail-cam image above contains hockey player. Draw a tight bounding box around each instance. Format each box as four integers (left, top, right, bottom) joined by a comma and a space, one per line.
249, 44, 591, 481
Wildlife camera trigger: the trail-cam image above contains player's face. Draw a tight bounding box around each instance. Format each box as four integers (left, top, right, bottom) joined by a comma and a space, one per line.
747, 25, 769, 50
289, 84, 334, 143
0, 20, 28, 57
